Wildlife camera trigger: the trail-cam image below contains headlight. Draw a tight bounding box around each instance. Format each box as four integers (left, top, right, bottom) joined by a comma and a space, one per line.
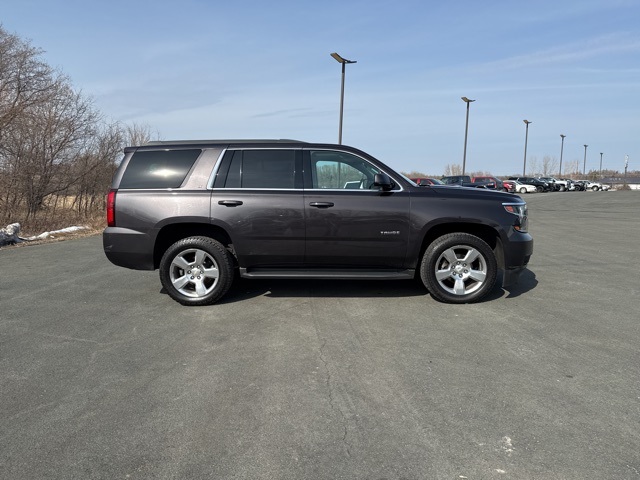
503, 202, 528, 233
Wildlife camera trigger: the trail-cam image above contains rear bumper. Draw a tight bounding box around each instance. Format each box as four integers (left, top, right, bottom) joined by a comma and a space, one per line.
103, 227, 155, 270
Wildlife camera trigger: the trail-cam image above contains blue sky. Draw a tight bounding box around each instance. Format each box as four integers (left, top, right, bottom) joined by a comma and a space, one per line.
2, 0, 639, 175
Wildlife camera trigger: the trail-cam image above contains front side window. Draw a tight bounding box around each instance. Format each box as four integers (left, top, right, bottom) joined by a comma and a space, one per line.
310, 150, 383, 190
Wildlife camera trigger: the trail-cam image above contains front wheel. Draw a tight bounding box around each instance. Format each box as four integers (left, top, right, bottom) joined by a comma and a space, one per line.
420, 233, 497, 304
159, 236, 234, 306
519, 187, 527, 193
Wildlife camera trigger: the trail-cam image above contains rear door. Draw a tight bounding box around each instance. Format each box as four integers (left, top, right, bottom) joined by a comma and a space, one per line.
210, 148, 305, 268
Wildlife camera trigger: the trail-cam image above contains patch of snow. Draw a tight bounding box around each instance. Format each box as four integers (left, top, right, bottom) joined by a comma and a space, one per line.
1, 223, 92, 247
22, 225, 89, 240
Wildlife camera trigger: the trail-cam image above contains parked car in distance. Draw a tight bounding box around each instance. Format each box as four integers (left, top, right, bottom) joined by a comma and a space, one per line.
471, 176, 507, 191
509, 180, 537, 194
508, 177, 551, 192
441, 175, 472, 185
410, 177, 444, 186
539, 177, 571, 191
558, 178, 577, 191
502, 180, 516, 193
573, 180, 587, 191
576, 180, 606, 191
103, 139, 533, 306
440, 175, 486, 188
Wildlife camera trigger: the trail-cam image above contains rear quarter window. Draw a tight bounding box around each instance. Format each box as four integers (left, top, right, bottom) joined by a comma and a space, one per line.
119, 149, 202, 189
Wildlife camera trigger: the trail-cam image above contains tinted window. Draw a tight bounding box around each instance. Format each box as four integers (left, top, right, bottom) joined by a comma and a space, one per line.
216, 150, 296, 189
310, 150, 382, 189
119, 149, 201, 189
213, 150, 241, 188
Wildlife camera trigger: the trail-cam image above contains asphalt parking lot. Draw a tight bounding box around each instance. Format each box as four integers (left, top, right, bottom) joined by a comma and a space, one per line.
1, 190, 639, 479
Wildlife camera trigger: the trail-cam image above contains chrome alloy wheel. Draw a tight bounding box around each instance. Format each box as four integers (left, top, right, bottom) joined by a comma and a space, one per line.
169, 248, 219, 298
433, 245, 488, 296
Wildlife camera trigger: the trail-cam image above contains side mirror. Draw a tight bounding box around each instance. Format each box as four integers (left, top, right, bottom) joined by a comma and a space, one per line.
373, 173, 393, 191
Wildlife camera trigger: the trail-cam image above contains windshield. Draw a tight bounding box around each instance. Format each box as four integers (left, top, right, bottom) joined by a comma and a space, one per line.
399, 172, 418, 186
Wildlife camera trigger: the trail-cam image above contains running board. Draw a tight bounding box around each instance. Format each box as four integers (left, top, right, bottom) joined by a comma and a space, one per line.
239, 268, 415, 280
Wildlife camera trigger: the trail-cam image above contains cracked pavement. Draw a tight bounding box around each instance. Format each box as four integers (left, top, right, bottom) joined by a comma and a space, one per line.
1, 192, 639, 479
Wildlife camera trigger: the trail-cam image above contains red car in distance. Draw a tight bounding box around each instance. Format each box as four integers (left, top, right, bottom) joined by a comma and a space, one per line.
410, 177, 444, 186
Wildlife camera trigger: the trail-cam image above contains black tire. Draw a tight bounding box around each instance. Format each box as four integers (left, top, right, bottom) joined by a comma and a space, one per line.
159, 236, 234, 306
420, 233, 497, 304
536, 186, 543, 193
519, 187, 527, 193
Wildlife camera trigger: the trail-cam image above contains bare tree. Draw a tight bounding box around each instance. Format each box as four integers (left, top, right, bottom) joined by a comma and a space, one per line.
7, 81, 99, 217
0, 26, 161, 230
527, 156, 539, 176
444, 163, 463, 176
0, 26, 59, 138
542, 155, 558, 177
72, 121, 125, 215
565, 159, 580, 177
125, 122, 155, 146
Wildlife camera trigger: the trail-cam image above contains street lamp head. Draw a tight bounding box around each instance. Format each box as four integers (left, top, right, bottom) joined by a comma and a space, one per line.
584, 144, 588, 148
331, 52, 357, 64
560, 134, 566, 139
523, 119, 532, 125
461, 97, 475, 103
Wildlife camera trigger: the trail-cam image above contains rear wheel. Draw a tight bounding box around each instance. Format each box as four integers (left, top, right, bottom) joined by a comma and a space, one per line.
159, 236, 234, 306
420, 233, 497, 304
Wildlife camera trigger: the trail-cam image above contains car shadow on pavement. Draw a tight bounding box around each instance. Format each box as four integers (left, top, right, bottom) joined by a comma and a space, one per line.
500, 268, 538, 299
217, 278, 429, 304
160, 270, 537, 305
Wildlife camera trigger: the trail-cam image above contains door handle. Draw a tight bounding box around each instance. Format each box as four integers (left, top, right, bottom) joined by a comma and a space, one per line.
309, 202, 334, 208
218, 200, 243, 207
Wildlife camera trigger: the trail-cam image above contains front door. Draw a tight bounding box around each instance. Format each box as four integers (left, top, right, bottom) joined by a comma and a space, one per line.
303, 149, 410, 268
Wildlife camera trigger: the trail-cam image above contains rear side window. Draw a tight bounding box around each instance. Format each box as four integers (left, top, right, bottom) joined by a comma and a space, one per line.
119, 149, 202, 189
214, 149, 298, 189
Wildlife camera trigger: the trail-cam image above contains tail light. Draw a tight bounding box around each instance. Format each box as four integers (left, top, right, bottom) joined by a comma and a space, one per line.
107, 189, 116, 227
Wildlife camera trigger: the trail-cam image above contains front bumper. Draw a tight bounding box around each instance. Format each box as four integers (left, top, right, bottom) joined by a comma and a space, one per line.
501, 232, 533, 287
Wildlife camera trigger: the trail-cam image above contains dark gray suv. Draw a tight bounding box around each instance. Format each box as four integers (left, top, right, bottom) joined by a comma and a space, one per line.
103, 140, 533, 305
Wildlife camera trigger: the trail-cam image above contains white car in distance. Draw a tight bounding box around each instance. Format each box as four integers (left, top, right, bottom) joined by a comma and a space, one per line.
511, 180, 538, 194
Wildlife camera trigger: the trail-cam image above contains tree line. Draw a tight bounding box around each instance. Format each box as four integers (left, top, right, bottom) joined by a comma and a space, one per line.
0, 25, 152, 231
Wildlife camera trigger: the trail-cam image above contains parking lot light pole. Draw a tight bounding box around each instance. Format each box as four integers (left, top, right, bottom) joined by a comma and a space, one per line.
523, 120, 532, 176
583, 145, 588, 176
331, 52, 357, 145
559, 134, 566, 176
461, 97, 475, 175
600, 152, 603, 177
